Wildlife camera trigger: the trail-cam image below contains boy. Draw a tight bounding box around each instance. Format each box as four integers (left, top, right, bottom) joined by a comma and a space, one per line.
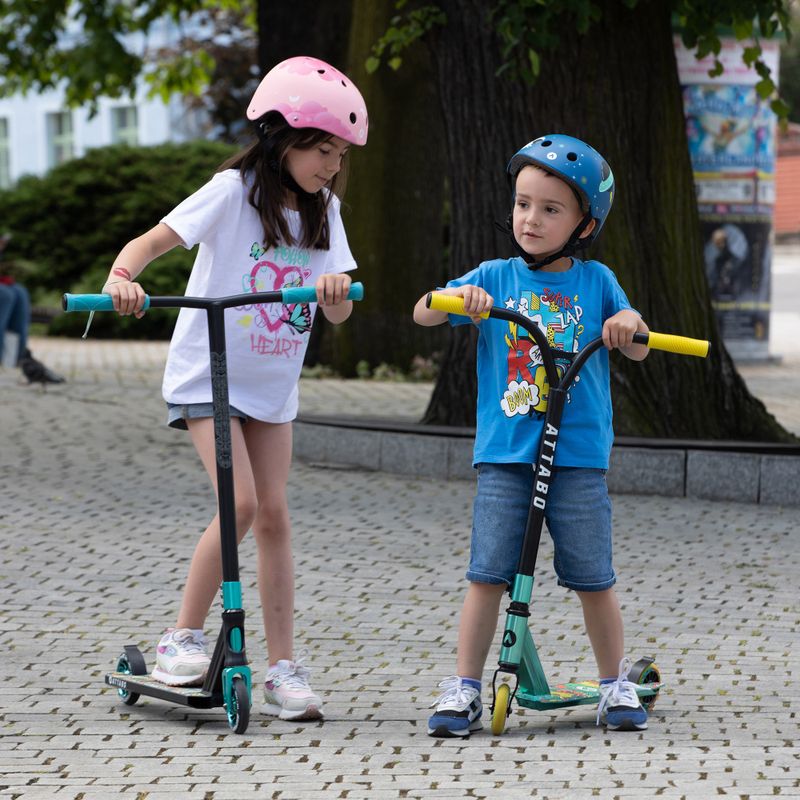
414, 134, 650, 737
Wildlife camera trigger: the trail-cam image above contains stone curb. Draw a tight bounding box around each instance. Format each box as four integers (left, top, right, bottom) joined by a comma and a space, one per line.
294, 419, 800, 506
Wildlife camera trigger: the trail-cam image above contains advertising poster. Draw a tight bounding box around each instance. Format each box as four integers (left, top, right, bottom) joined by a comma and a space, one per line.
699, 210, 772, 347
675, 36, 779, 360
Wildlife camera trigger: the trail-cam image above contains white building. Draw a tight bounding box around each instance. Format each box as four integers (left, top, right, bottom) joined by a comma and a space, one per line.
0, 18, 207, 189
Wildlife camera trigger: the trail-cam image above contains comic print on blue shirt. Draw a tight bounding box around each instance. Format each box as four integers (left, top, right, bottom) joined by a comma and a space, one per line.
446, 257, 636, 469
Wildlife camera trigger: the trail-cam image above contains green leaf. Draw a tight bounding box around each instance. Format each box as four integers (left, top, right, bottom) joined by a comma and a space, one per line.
732, 20, 752, 40
770, 97, 790, 120
755, 78, 773, 100
388, 56, 403, 71
742, 45, 761, 67
528, 48, 540, 76
365, 56, 380, 74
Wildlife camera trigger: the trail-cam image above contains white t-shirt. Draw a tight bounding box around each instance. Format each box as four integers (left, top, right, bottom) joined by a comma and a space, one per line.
160, 169, 356, 422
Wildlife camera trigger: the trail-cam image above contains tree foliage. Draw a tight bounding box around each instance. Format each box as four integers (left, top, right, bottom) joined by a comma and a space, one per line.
0, 140, 235, 337
0, 0, 255, 115
370, 0, 794, 120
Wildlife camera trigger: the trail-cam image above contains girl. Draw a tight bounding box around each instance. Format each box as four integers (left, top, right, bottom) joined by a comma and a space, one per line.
103, 56, 368, 721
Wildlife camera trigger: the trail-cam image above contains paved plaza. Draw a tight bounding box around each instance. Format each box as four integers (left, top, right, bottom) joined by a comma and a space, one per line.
1, 246, 799, 798
1, 342, 799, 799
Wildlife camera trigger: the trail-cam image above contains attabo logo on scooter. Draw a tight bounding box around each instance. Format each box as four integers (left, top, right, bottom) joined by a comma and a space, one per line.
532, 423, 558, 510
502, 630, 517, 648
108, 676, 128, 689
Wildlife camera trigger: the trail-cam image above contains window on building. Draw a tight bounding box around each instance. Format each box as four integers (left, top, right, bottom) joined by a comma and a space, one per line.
111, 105, 139, 146
0, 118, 10, 189
47, 111, 74, 168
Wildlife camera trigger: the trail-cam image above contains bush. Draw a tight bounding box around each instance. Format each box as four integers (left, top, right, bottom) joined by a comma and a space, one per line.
0, 140, 237, 338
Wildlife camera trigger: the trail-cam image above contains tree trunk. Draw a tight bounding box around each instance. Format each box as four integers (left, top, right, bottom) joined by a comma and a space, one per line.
308, 0, 449, 375
423, 0, 793, 441
256, 0, 352, 73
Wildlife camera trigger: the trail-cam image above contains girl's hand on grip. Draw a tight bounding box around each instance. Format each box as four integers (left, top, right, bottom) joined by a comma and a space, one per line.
316, 272, 352, 306
103, 279, 147, 318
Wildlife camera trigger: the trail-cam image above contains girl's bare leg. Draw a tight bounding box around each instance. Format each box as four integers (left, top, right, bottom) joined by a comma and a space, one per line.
175, 417, 257, 629
241, 420, 294, 663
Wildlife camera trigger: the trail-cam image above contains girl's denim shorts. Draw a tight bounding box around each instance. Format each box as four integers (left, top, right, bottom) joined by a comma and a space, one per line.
166, 402, 251, 430
467, 462, 615, 592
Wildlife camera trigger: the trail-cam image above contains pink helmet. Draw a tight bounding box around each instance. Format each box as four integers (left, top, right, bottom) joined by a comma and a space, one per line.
247, 56, 368, 146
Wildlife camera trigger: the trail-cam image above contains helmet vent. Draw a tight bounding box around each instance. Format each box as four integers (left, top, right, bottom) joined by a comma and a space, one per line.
541, 140, 552, 146
317, 69, 325, 74
341, 80, 347, 87
567, 152, 577, 161
349, 112, 357, 123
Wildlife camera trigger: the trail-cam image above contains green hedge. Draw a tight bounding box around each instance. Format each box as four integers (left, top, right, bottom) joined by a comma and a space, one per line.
0, 140, 237, 338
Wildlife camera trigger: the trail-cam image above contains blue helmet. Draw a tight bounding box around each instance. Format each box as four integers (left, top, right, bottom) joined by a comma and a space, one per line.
507, 134, 614, 246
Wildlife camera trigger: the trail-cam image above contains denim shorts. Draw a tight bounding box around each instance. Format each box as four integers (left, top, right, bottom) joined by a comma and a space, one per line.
467, 462, 615, 592
166, 402, 251, 430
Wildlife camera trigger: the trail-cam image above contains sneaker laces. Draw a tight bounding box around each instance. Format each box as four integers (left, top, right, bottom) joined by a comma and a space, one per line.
596, 657, 640, 725
430, 676, 478, 709
171, 629, 207, 655
271, 654, 313, 690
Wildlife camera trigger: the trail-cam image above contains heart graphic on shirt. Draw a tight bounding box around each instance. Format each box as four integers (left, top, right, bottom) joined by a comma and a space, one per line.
248, 260, 309, 332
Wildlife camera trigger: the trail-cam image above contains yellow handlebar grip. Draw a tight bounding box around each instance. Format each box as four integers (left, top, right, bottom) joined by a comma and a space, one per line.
647, 331, 709, 358
427, 292, 491, 319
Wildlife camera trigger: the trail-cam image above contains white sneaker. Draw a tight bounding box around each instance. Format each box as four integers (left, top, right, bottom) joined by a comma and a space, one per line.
427, 676, 483, 737
263, 656, 323, 721
597, 657, 648, 731
151, 628, 210, 686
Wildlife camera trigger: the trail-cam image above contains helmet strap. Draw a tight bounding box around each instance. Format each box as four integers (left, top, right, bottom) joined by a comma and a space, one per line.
497, 211, 593, 270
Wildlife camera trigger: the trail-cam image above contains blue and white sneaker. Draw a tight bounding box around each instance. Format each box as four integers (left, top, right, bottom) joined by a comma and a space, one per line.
427, 676, 483, 738
597, 657, 648, 731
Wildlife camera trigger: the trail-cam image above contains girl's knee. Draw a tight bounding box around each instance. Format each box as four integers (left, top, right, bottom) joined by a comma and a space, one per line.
234, 492, 258, 532
251, 498, 290, 543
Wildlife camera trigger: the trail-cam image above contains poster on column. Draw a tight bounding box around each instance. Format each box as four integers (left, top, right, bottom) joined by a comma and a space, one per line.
676, 36, 779, 360
699, 208, 772, 348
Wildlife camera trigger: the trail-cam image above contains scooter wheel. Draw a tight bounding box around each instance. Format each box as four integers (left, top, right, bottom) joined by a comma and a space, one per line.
491, 682, 511, 735
116, 649, 146, 706
226, 676, 251, 735
628, 657, 661, 711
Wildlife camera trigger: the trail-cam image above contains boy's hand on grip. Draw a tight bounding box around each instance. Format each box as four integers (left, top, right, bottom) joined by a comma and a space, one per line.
459, 285, 493, 324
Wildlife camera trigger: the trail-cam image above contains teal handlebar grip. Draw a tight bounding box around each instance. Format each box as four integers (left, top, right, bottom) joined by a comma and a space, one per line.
62, 293, 151, 312
281, 281, 364, 305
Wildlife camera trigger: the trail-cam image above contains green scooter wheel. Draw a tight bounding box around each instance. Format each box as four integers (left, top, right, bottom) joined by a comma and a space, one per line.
491, 682, 511, 735
226, 675, 251, 734
115, 649, 146, 706
629, 657, 661, 710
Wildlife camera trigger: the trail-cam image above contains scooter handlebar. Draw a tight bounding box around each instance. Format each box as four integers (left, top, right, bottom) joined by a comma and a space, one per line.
635, 331, 709, 358
62, 282, 365, 312
426, 291, 710, 358
281, 282, 364, 305
62, 294, 151, 312
426, 292, 490, 318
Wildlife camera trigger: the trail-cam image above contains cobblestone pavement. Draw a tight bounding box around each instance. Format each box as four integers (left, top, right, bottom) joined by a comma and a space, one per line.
15, 333, 800, 435
1, 349, 799, 799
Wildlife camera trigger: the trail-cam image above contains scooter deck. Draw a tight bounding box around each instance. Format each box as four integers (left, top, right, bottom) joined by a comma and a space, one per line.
516, 679, 662, 710
106, 672, 223, 708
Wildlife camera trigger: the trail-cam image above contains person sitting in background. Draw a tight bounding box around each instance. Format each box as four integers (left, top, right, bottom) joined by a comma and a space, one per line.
0, 233, 65, 384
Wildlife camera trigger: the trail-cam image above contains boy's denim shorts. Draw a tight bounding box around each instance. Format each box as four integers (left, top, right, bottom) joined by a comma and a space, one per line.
467, 462, 615, 592
166, 402, 251, 430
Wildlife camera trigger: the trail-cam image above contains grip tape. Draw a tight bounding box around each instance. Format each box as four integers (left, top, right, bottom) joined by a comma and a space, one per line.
647, 331, 709, 358
427, 292, 490, 318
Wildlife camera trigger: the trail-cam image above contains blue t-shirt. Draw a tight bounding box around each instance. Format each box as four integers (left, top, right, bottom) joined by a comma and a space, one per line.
446, 257, 635, 469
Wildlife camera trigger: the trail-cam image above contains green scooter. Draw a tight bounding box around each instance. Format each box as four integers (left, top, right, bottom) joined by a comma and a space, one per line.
426, 291, 709, 734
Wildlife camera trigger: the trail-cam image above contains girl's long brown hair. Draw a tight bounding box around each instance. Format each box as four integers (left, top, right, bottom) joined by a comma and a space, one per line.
218, 113, 349, 251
